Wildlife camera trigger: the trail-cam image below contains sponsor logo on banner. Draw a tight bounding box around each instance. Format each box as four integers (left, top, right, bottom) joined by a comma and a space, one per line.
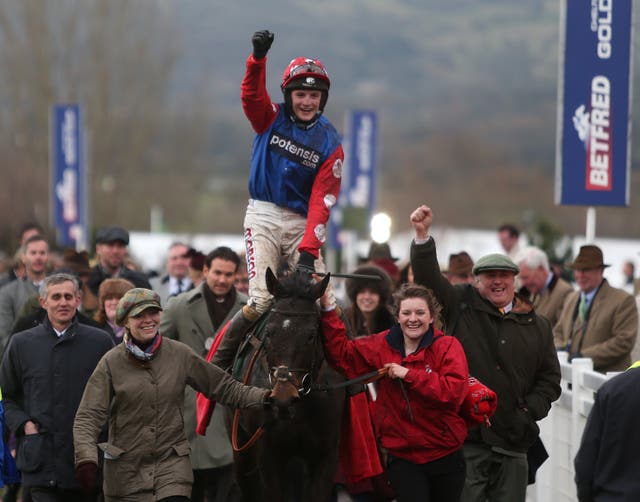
556, 0, 632, 206
346, 111, 377, 209
51, 104, 86, 247
572, 76, 612, 190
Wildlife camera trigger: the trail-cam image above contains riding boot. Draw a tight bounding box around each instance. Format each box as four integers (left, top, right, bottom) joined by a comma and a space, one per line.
212, 305, 261, 372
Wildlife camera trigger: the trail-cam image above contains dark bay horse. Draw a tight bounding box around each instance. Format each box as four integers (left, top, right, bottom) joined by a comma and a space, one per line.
228, 269, 346, 502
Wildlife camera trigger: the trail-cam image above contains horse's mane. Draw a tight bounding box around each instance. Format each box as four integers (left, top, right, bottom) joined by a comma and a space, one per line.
273, 272, 318, 302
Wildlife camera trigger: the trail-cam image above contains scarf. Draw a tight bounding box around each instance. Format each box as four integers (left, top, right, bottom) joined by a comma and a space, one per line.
202, 284, 237, 330
124, 332, 162, 361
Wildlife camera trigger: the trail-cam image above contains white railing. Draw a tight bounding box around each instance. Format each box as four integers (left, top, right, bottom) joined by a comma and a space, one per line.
526, 353, 619, 502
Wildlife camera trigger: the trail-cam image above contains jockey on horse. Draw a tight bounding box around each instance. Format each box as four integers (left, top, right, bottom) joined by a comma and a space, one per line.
213, 29, 344, 371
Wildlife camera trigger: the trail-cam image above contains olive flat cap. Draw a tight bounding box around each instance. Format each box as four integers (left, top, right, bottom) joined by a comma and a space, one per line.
472, 253, 519, 275
115, 288, 162, 326
96, 225, 129, 245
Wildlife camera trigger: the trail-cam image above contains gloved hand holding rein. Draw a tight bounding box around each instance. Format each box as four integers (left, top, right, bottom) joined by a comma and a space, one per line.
296, 251, 316, 275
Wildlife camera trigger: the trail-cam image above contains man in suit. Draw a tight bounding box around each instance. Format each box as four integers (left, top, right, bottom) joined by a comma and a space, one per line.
160, 246, 247, 502
516, 246, 574, 328
554, 245, 638, 373
150, 242, 193, 306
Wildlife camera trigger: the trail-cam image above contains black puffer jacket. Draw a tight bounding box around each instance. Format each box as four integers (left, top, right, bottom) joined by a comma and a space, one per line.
411, 238, 561, 452
0, 317, 114, 489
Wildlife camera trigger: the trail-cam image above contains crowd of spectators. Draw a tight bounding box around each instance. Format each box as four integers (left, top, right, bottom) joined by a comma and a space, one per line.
0, 214, 638, 502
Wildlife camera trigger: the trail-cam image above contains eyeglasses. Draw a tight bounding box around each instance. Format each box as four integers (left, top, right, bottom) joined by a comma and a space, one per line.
287, 62, 327, 79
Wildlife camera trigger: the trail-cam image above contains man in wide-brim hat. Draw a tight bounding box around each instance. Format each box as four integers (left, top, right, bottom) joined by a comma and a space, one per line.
443, 251, 474, 285
360, 242, 400, 285
553, 244, 638, 373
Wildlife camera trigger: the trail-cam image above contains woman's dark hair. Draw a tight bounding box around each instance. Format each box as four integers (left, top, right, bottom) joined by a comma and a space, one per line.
392, 283, 441, 321
345, 265, 392, 306
345, 265, 394, 337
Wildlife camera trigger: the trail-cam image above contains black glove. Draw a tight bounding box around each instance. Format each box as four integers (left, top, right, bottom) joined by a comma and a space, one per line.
76, 462, 98, 493
252, 30, 274, 59
296, 251, 315, 275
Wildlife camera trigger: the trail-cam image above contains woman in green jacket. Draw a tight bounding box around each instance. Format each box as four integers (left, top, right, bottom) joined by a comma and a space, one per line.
73, 288, 269, 502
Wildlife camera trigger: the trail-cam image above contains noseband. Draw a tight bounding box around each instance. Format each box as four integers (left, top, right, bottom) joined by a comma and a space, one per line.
269, 366, 313, 396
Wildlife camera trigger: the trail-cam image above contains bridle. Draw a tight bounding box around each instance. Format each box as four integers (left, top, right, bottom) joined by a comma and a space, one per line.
269, 366, 314, 396
231, 307, 321, 452
231, 305, 389, 452
267, 307, 323, 396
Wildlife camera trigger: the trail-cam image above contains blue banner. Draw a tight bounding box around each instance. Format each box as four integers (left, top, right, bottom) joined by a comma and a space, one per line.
51, 105, 86, 248
556, 0, 633, 206
329, 110, 378, 249
345, 110, 378, 210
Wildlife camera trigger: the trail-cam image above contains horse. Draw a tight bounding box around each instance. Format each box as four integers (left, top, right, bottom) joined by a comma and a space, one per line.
227, 268, 346, 502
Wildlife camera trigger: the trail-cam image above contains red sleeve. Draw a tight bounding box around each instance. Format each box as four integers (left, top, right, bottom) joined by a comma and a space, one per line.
240, 55, 279, 133
298, 144, 344, 257
403, 336, 469, 410
321, 309, 378, 378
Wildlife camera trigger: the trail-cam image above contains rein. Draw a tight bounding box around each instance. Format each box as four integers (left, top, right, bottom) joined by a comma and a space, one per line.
313, 367, 388, 391
231, 343, 266, 452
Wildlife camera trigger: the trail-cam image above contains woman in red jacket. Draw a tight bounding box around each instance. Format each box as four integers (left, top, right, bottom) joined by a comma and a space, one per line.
321, 283, 469, 502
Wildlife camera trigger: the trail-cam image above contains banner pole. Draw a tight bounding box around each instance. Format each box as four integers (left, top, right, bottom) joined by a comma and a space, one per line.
585, 206, 596, 243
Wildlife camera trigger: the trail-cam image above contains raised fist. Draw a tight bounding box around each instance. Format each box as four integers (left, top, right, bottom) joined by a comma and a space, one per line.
252, 30, 274, 59
410, 205, 433, 240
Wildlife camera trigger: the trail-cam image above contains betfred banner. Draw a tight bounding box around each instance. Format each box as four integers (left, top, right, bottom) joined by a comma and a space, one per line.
556, 0, 633, 206
51, 105, 87, 248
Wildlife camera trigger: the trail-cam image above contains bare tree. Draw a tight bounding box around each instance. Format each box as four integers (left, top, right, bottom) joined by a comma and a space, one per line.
0, 0, 212, 250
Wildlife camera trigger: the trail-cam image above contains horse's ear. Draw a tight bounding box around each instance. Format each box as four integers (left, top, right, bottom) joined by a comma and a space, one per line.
265, 267, 280, 296
311, 273, 331, 300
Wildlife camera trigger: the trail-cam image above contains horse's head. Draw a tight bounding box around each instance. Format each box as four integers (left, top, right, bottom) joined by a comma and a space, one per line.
262, 268, 330, 417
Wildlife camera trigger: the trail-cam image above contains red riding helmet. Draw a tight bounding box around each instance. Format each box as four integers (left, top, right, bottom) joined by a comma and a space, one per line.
281, 57, 331, 93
